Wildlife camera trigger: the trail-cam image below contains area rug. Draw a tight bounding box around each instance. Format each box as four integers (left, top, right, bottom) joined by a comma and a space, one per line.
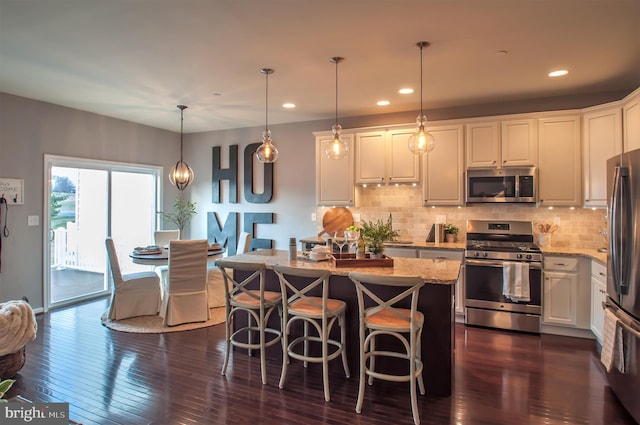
101, 307, 226, 333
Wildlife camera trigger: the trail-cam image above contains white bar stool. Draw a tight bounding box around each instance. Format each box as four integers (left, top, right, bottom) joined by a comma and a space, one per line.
215, 260, 282, 385
348, 272, 426, 425
272, 265, 350, 402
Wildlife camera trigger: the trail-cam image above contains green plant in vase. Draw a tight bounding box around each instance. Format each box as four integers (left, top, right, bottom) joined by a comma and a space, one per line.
157, 196, 197, 239
444, 224, 459, 242
360, 217, 399, 257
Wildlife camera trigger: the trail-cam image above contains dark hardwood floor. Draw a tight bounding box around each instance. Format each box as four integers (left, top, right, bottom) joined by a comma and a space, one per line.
7, 297, 637, 425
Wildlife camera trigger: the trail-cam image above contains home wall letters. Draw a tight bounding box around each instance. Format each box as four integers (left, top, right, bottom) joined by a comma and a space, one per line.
209, 144, 275, 252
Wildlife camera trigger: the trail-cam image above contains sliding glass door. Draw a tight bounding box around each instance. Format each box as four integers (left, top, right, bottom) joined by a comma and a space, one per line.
45, 155, 161, 310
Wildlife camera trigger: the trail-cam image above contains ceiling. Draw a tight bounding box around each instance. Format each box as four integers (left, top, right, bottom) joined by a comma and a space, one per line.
1, 0, 639, 134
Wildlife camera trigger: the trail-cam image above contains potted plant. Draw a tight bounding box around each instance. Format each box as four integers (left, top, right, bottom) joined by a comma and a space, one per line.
444, 224, 459, 243
157, 196, 197, 239
360, 217, 399, 258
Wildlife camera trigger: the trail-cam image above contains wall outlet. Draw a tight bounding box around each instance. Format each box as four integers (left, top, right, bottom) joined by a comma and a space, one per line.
352, 213, 361, 223
553, 217, 561, 225
311, 213, 317, 222
436, 215, 447, 224
28, 215, 39, 226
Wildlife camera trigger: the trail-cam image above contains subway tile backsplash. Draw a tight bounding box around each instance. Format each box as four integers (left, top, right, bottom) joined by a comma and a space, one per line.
315, 185, 608, 250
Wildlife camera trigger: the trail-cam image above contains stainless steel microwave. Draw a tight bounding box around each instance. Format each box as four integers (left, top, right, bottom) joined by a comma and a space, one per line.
466, 168, 536, 203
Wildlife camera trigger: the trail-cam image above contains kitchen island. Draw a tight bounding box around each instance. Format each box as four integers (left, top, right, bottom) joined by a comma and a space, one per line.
218, 249, 461, 397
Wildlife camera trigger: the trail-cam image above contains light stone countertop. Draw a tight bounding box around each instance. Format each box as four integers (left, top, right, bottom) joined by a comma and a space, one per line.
385, 241, 466, 251
540, 246, 607, 266
383, 238, 607, 265
218, 249, 461, 285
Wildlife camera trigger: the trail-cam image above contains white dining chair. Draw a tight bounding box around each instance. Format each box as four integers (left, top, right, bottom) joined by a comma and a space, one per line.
236, 231, 251, 255
160, 239, 209, 326
153, 230, 180, 284
105, 237, 161, 320
154, 230, 180, 247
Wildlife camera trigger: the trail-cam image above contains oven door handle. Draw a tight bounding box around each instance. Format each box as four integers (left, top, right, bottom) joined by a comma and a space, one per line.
465, 258, 542, 270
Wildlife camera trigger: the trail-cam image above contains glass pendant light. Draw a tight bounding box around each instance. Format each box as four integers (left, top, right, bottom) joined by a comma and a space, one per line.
255, 68, 279, 163
169, 105, 194, 190
408, 41, 436, 155
325, 57, 349, 160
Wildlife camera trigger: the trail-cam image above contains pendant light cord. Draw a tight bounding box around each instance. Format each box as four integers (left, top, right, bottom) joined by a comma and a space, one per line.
265, 71, 269, 132
335, 59, 339, 126
180, 107, 184, 162
419, 43, 424, 117
177, 104, 187, 163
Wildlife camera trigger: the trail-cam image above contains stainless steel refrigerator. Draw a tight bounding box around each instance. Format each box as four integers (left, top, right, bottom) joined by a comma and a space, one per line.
606, 148, 640, 424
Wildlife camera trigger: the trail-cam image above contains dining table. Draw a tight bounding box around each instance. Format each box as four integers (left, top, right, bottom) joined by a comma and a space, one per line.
129, 246, 225, 265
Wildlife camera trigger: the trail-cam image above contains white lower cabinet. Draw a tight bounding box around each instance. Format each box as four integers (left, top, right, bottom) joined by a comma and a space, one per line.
590, 261, 607, 344
384, 247, 417, 258
543, 270, 578, 326
418, 249, 465, 316
542, 255, 590, 330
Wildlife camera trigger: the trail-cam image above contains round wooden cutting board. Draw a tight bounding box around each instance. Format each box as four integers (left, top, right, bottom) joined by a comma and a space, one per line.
318, 207, 354, 237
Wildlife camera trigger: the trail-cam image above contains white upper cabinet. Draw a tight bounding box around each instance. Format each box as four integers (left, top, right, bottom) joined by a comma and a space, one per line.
582, 103, 623, 207
501, 119, 537, 167
466, 119, 536, 168
355, 128, 420, 185
623, 88, 640, 152
315, 134, 355, 206
387, 128, 421, 184
465, 122, 499, 168
423, 124, 465, 206
538, 115, 582, 207
355, 131, 386, 184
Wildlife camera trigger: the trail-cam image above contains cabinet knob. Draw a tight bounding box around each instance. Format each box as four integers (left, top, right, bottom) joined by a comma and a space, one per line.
599, 272, 606, 276
503, 160, 506, 163
492, 160, 497, 165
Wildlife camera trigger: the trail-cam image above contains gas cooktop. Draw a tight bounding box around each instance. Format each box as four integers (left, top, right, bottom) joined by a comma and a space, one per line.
466, 240, 541, 253
465, 220, 542, 262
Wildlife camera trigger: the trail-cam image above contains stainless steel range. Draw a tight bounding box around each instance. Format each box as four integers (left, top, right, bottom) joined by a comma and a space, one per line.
464, 220, 542, 333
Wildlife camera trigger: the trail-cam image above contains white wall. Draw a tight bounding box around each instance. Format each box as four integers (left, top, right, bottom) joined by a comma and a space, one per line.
0, 93, 178, 306
187, 120, 330, 251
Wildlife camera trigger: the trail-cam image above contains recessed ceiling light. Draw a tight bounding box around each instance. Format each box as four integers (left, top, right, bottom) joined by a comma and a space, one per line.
377, 100, 390, 106
282, 103, 296, 108
548, 69, 569, 77
399, 88, 414, 94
